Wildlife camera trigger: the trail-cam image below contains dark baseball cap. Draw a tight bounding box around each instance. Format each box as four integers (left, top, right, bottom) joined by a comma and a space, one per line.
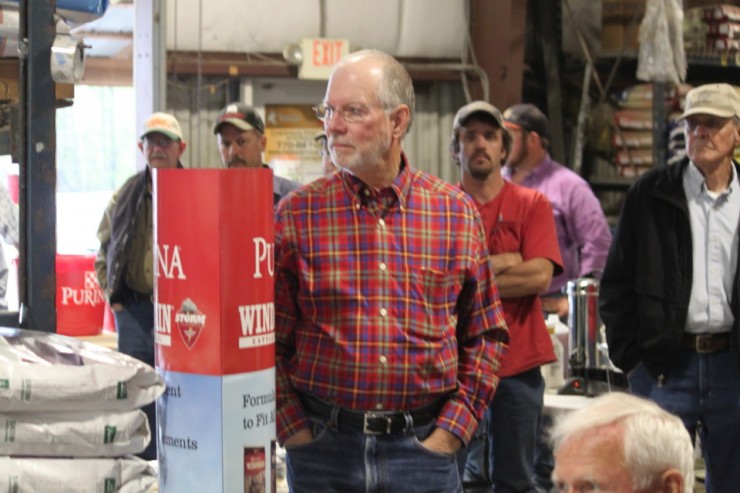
453, 101, 506, 130
503, 104, 550, 140
213, 102, 265, 135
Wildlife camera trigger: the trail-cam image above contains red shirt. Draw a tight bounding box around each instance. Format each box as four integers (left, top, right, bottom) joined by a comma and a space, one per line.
471, 181, 563, 377
275, 156, 508, 445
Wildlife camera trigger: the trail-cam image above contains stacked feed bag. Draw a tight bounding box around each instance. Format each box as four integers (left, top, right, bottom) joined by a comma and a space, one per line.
0, 327, 163, 492
611, 83, 691, 176
684, 4, 740, 51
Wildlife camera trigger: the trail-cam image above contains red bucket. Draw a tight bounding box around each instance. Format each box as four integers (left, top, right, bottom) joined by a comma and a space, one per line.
56, 254, 105, 336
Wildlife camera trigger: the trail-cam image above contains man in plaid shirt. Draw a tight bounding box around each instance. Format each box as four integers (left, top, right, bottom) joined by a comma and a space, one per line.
274, 50, 509, 493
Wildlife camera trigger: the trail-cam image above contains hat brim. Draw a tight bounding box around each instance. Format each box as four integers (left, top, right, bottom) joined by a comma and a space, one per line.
213, 118, 257, 135
141, 128, 181, 141
678, 107, 737, 120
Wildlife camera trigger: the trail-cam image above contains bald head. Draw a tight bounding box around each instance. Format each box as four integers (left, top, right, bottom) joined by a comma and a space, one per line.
334, 49, 415, 135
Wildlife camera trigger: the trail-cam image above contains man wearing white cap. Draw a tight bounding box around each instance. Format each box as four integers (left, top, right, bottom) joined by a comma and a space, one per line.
95, 112, 187, 460
214, 102, 300, 205
600, 83, 740, 492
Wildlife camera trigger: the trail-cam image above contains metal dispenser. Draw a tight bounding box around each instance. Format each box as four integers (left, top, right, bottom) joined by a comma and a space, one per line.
560, 278, 626, 396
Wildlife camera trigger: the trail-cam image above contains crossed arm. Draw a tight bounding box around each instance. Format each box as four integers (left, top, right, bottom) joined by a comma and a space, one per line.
490, 253, 554, 299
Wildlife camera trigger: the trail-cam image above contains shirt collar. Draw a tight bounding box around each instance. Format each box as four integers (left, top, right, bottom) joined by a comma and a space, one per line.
684, 160, 737, 201
341, 153, 411, 210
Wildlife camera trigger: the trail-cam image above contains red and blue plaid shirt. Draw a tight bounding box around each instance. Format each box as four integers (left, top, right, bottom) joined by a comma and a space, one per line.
274, 155, 508, 444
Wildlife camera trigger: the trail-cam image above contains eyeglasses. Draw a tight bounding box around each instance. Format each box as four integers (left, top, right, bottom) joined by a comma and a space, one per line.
313, 102, 385, 123
143, 135, 176, 148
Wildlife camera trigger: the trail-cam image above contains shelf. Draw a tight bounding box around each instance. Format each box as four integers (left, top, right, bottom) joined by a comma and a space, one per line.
589, 177, 635, 191
687, 50, 740, 68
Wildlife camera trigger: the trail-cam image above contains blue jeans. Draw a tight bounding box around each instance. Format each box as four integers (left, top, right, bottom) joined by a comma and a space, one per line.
628, 346, 740, 493
114, 298, 156, 460
464, 368, 546, 493
286, 410, 463, 492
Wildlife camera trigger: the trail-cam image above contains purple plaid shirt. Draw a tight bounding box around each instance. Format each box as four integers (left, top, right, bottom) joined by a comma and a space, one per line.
274, 155, 508, 445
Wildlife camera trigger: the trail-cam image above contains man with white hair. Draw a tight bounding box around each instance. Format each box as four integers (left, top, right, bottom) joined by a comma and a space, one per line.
274, 50, 508, 493
600, 83, 740, 491
550, 392, 694, 493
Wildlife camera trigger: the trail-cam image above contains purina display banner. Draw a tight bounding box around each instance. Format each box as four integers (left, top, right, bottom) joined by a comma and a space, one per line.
153, 168, 275, 376
153, 168, 276, 493
156, 370, 277, 492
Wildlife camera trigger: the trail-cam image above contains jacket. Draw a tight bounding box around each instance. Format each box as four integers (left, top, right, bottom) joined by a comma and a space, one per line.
599, 158, 740, 383
95, 168, 150, 304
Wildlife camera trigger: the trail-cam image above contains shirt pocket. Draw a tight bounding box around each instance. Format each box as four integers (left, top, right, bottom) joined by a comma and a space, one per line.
405, 267, 460, 341
487, 220, 523, 254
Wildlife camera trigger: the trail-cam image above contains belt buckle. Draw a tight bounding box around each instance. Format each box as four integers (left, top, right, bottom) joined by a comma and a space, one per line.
695, 334, 714, 353
363, 412, 392, 435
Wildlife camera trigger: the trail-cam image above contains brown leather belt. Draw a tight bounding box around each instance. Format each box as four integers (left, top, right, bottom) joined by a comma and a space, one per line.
682, 333, 732, 354
299, 393, 443, 435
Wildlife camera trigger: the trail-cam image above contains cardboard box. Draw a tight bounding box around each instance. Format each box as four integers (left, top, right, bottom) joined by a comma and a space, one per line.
601, 19, 641, 52
685, 0, 740, 7
602, 0, 645, 22
154, 168, 277, 493
601, 0, 645, 52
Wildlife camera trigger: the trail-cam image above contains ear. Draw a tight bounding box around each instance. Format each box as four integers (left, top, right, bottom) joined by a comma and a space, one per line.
390, 104, 410, 139
258, 132, 267, 152
658, 469, 684, 493
137, 141, 144, 154
178, 141, 188, 156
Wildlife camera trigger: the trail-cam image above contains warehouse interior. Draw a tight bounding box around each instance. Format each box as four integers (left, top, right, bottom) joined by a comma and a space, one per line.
1, 0, 738, 491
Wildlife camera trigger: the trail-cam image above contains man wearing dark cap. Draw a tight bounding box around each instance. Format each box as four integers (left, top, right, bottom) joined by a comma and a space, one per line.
502, 103, 611, 319
451, 101, 562, 493
601, 83, 740, 493
95, 111, 187, 460
214, 102, 300, 205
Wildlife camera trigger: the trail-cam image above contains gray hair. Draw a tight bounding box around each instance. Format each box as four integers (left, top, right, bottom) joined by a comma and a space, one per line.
550, 392, 694, 493
340, 49, 415, 135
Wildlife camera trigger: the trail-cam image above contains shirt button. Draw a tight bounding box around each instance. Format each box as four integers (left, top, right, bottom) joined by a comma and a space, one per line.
378, 218, 386, 228
379, 355, 387, 364
355, 203, 361, 210
380, 308, 388, 317
375, 403, 384, 410
364, 189, 371, 196
379, 262, 387, 271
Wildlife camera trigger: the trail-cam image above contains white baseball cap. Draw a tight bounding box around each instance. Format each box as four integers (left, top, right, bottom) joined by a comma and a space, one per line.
679, 83, 740, 120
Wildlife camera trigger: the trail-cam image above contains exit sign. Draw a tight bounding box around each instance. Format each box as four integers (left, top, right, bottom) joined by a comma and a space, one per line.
299, 38, 350, 80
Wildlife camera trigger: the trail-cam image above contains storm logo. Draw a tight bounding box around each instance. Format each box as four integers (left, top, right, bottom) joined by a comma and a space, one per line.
174, 298, 206, 350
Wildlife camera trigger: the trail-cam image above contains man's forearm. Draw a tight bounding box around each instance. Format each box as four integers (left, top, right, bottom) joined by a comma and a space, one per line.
494, 258, 553, 298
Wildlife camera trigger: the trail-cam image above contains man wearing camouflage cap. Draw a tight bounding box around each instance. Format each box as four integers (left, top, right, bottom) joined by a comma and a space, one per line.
95, 111, 188, 460
600, 83, 740, 492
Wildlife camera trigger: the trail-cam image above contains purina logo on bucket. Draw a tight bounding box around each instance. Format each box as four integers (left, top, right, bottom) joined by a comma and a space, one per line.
60, 270, 105, 307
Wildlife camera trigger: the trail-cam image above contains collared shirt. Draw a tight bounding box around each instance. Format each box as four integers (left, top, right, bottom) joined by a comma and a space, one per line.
683, 161, 740, 334
265, 164, 302, 206
274, 154, 508, 445
502, 155, 612, 295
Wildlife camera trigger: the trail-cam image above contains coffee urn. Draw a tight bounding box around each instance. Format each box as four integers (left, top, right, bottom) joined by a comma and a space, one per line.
561, 278, 626, 395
